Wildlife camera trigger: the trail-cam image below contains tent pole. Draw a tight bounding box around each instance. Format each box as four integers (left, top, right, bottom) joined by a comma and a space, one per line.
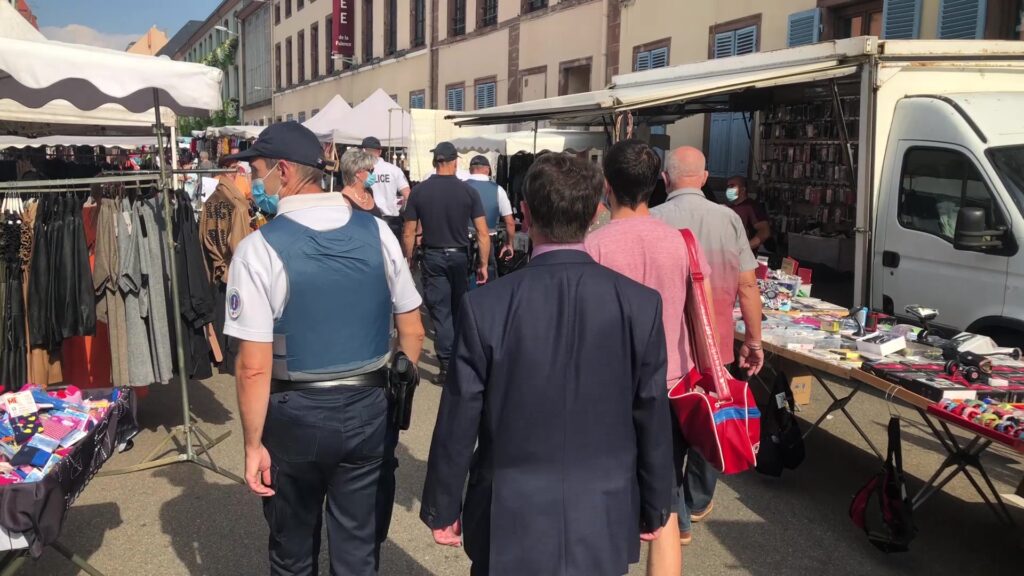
532, 121, 538, 156
100, 89, 241, 484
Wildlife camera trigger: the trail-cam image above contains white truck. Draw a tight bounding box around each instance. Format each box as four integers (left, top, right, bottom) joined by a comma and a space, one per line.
451, 37, 1024, 346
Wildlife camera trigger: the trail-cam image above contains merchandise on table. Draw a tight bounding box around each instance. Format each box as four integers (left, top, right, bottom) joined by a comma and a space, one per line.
933, 398, 1024, 442
0, 385, 120, 484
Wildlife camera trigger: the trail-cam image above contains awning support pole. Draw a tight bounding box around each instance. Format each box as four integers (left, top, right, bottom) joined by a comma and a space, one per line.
831, 80, 857, 189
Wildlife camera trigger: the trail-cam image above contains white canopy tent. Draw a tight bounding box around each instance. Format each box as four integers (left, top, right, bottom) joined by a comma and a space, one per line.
0, 135, 157, 149
328, 89, 411, 146
302, 94, 352, 138
204, 125, 265, 139
0, 1, 44, 42
451, 129, 607, 155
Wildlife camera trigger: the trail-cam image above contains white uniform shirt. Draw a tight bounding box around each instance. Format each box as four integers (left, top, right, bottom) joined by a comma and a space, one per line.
369, 157, 410, 217
223, 193, 423, 343
465, 174, 514, 217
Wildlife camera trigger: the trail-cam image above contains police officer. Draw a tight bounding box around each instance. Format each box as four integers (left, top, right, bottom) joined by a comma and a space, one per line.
222, 122, 425, 576
361, 136, 411, 239
402, 142, 489, 385
465, 155, 516, 283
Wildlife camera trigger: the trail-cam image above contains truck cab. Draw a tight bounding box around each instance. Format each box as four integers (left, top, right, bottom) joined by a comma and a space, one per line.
873, 93, 1024, 346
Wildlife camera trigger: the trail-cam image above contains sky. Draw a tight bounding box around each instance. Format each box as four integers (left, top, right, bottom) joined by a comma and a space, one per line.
28, 0, 217, 50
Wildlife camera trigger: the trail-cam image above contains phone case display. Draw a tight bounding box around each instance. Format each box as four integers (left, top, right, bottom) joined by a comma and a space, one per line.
864, 360, 1024, 404
757, 97, 860, 235
929, 398, 1024, 448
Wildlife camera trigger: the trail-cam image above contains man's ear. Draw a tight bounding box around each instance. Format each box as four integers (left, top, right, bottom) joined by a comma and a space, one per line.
520, 201, 532, 230
701, 170, 709, 188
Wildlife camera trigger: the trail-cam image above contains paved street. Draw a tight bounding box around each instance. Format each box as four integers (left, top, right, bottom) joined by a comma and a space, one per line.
16, 335, 1023, 575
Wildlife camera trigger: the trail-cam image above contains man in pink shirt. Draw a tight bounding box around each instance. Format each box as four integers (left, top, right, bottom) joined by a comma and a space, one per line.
586, 139, 711, 576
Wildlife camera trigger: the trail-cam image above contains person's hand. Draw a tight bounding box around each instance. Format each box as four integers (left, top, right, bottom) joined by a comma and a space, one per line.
476, 265, 488, 285
640, 527, 663, 542
750, 237, 761, 250
432, 520, 463, 547
739, 341, 764, 376
499, 243, 514, 260
245, 444, 275, 497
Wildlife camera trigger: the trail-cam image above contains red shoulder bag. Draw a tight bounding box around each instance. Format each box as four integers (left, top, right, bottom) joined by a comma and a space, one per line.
668, 229, 760, 475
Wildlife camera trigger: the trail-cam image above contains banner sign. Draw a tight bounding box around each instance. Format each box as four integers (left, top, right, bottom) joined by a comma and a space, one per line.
333, 0, 355, 59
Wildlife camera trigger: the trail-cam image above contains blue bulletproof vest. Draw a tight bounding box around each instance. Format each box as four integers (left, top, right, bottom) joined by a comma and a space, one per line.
468, 179, 501, 232
260, 211, 390, 381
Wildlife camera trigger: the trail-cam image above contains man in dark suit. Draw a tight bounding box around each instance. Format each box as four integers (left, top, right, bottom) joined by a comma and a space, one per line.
420, 153, 674, 576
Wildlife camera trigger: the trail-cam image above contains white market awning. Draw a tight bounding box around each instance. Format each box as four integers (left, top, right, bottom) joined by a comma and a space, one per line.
0, 99, 170, 137
302, 94, 352, 138
328, 89, 411, 147
0, 135, 157, 149
205, 125, 265, 139
451, 129, 607, 155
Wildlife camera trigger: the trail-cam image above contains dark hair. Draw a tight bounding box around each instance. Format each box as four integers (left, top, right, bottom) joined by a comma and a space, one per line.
602, 139, 661, 209
523, 153, 603, 243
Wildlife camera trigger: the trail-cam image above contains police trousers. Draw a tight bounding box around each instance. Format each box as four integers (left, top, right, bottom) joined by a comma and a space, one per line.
421, 248, 469, 363
262, 386, 398, 576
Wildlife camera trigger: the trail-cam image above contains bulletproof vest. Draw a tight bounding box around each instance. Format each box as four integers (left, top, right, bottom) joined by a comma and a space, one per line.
260, 211, 390, 381
468, 179, 501, 232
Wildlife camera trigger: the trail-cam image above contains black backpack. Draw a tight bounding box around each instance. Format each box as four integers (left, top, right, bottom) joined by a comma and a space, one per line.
849, 416, 917, 553
755, 372, 806, 477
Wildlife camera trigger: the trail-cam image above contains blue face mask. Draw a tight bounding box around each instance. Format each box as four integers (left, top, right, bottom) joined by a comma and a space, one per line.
252, 162, 282, 214
725, 187, 740, 202
364, 172, 378, 189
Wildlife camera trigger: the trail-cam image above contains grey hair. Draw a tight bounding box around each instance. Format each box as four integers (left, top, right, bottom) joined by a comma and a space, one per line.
339, 148, 376, 186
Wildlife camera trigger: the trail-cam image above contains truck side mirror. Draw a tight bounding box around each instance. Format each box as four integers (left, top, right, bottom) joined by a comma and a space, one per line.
954, 206, 1005, 251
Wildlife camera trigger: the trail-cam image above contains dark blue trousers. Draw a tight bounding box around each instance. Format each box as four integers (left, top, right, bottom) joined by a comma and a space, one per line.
421, 248, 469, 363
262, 386, 397, 576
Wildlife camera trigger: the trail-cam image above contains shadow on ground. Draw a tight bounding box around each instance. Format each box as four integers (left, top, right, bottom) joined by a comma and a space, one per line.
135, 379, 233, 433
14, 503, 122, 576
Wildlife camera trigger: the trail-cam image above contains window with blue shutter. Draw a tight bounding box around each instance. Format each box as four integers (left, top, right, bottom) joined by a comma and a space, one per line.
708, 25, 758, 178
938, 0, 987, 39
475, 82, 497, 109
410, 92, 425, 109
882, 0, 922, 39
634, 46, 669, 72
787, 9, 821, 47
446, 87, 464, 111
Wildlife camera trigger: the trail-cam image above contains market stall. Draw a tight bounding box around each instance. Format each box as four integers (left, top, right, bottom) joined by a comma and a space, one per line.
301, 94, 352, 139
738, 263, 1024, 527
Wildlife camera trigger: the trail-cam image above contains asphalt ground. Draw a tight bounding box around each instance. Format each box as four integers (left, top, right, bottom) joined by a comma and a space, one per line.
15, 332, 1024, 575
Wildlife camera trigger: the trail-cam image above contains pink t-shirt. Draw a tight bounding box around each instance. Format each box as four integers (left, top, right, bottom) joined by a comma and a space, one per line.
585, 216, 698, 387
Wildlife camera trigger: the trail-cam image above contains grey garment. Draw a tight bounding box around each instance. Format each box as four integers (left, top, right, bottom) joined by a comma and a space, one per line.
138, 200, 174, 384
95, 199, 129, 387
116, 198, 156, 387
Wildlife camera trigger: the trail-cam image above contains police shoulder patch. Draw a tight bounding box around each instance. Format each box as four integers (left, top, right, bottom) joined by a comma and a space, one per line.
228, 288, 243, 320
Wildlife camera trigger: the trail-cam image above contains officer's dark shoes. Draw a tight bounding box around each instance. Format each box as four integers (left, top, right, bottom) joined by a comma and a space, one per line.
435, 362, 448, 386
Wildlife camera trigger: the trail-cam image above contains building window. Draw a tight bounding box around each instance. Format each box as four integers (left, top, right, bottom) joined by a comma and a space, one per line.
830, 0, 883, 39
386, 0, 398, 55
787, 8, 822, 46
707, 19, 759, 179
298, 110, 306, 122
275, 2, 281, 24
634, 46, 669, 71
363, 0, 374, 61
447, 84, 465, 111
286, 36, 293, 86
450, 0, 467, 37
325, 15, 335, 73
559, 58, 592, 96
410, 90, 426, 109
938, 0, 986, 38
285, 0, 292, 18
311, 23, 320, 79
413, 0, 427, 47
312, 108, 320, 116
277, 116, 283, 123
275, 42, 282, 90
297, 30, 305, 83
286, 113, 294, 121
479, 0, 498, 28
523, 0, 547, 13
298, 0, 304, 10
880, 0, 921, 39
475, 79, 497, 109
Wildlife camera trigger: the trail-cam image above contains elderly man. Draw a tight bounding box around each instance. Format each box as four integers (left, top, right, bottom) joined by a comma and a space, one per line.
421, 153, 673, 576
726, 175, 771, 253
651, 146, 764, 545
465, 155, 515, 283
222, 121, 425, 575
362, 136, 412, 238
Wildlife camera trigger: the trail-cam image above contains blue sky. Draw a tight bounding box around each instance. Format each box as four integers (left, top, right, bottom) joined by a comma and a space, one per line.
29, 0, 217, 49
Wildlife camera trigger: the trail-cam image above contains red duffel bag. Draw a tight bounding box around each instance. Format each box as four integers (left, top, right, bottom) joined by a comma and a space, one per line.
668, 229, 760, 475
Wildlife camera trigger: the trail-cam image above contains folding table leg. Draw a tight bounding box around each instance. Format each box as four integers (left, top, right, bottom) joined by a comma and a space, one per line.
0, 552, 25, 576
50, 540, 106, 576
802, 372, 883, 460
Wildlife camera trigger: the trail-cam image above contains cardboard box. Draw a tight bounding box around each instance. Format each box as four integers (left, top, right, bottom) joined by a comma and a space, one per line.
780, 359, 813, 406
856, 333, 907, 357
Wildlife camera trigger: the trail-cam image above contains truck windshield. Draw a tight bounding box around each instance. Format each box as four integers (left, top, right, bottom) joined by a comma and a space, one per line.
988, 146, 1024, 219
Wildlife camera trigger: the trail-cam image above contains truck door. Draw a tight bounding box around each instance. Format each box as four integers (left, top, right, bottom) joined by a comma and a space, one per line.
878, 143, 1009, 330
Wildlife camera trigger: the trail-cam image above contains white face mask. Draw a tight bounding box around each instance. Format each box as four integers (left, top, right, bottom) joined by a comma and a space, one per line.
725, 187, 740, 202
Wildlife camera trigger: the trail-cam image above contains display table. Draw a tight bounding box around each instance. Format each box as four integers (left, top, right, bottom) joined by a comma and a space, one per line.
0, 388, 138, 575
737, 306, 1024, 526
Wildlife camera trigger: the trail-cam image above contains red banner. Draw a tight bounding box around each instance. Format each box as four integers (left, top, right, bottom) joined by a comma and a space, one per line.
333, 0, 354, 59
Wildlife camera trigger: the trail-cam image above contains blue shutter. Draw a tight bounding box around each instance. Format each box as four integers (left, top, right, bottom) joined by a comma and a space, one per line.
787, 9, 821, 47
447, 87, 464, 111
649, 47, 669, 69
713, 31, 735, 59
938, 0, 987, 39
476, 82, 496, 109
883, 0, 922, 39
735, 26, 758, 55
728, 113, 752, 177
708, 113, 733, 178
635, 50, 652, 71
410, 93, 424, 109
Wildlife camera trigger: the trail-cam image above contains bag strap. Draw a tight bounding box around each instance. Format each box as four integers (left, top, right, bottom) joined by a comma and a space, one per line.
887, 416, 903, 474
679, 229, 732, 401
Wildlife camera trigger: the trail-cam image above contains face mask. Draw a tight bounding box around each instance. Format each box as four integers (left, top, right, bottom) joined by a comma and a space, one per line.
725, 187, 740, 202
364, 172, 378, 189
252, 162, 282, 214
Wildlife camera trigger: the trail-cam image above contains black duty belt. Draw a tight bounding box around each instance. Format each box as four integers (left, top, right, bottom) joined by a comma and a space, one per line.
423, 246, 465, 252
271, 369, 388, 394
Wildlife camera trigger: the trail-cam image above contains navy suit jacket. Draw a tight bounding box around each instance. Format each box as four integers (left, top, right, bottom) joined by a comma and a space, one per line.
420, 249, 674, 576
